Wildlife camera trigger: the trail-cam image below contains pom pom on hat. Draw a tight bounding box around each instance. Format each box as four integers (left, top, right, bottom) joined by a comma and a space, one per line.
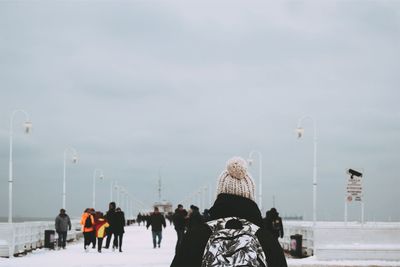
226, 157, 248, 179
216, 156, 255, 201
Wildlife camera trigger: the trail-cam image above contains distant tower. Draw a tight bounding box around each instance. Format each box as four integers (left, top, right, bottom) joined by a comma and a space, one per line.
158, 172, 162, 202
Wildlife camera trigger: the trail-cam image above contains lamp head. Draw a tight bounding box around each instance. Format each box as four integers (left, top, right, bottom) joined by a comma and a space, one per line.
72, 155, 79, 164
24, 121, 33, 134
295, 127, 304, 139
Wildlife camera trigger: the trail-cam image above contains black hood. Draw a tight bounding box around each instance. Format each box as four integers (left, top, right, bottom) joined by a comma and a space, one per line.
209, 193, 263, 227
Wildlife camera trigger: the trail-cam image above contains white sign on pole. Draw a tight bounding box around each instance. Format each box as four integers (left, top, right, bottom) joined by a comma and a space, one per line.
347, 169, 363, 202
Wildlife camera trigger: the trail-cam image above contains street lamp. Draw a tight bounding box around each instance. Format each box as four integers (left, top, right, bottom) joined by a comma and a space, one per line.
63, 147, 78, 209
295, 116, 318, 226
92, 169, 104, 209
125, 192, 129, 216
8, 109, 32, 223
110, 180, 114, 202
247, 150, 263, 213
119, 187, 127, 211
114, 183, 119, 207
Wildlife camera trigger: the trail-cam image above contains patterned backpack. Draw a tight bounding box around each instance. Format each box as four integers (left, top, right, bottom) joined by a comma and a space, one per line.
202, 217, 267, 267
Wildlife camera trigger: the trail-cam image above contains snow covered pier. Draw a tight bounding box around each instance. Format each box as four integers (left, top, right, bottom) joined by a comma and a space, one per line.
1, 222, 400, 266
281, 221, 400, 261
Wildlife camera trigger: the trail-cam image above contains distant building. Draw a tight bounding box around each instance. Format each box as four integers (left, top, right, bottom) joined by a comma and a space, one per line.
153, 201, 173, 214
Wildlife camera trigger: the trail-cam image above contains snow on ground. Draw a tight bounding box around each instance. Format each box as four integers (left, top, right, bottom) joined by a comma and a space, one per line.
1, 224, 400, 267
0, 224, 176, 267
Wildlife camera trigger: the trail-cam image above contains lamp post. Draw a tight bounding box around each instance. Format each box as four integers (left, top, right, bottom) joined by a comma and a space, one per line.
125, 192, 129, 216
295, 116, 317, 226
92, 169, 104, 209
121, 188, 126, 211
115, 183, 120, 207
63, 147, 78, 210
8, 109, 32, 223
110, 180, 114, 202
248, 150, 263, 213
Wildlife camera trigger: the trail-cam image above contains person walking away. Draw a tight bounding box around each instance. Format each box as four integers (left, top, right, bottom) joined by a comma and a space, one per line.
171, 157, 287, 267
147, 207, 166, 248
104, 202, 117, 249
266, 208, 284, 240
113, 207, 125, 252
55, 208, 71, 249
89, 208, 97, 249
137, 213, 143, 226
94, 212, 109, 253
187, 205, 203, 231
172, 204, 187, 253
202, 209, 211, 222
80, 208, 95, 252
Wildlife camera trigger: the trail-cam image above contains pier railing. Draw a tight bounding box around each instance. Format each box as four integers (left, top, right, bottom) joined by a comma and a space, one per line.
279, 220, 400, 260
0, 219, 82, 258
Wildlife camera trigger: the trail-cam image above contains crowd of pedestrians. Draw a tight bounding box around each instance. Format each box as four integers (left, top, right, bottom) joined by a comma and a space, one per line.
55, 202, 126, 253
55, 157, 288, 266
75, 202, 126, 253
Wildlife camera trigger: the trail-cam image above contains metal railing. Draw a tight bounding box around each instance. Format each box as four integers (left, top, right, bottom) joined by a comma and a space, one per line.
0, 219, 81, 258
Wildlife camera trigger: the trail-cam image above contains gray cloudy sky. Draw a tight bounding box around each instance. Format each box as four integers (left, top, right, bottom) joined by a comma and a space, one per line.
0, 1, 399, 221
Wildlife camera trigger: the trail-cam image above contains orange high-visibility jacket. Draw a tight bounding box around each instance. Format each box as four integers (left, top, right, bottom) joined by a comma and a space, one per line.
80, 212, 95, 232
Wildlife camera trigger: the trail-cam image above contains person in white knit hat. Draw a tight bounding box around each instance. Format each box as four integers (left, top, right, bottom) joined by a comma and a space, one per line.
216, 157, 256, 201
171, 157, 287, 267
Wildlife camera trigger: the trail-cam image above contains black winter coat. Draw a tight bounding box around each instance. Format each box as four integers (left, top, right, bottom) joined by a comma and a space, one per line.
147, 212, 166, 232
188, 210, 203, 230
170, 194, 287, 267
173, 209, 187, 230
113, 211, 126, 234
264, 211, 284, 239
105, 209, 117, 232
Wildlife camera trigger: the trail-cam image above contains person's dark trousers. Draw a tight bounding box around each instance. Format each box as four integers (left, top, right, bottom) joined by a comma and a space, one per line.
113, 233, 123, 252
104, 230, 113, 248
83, 232, 92, 249
57, 231, 67, 248
97, 238, 104, 252
90, 231, 96, 248
175, 229, 184, 253
152, 231, 162, 248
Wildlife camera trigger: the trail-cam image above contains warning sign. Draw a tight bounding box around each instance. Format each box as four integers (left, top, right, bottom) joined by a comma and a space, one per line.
347, 169, 363, 202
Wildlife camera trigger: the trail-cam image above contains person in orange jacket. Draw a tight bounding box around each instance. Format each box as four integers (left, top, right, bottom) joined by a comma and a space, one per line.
95, 212, 109, 253
80, 208, 95, 252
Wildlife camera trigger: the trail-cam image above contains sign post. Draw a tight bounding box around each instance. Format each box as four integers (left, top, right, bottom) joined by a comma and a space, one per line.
345, 169, 364, 224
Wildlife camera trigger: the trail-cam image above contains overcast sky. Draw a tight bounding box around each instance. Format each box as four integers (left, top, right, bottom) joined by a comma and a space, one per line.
0, 1, 399, 221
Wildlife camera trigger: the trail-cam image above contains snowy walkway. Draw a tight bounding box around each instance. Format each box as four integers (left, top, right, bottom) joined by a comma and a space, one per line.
0, 225, 176, 267
1, 225, 400, 267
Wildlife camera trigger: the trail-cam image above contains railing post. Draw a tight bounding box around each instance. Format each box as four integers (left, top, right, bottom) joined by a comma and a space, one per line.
9, 224, 15, 258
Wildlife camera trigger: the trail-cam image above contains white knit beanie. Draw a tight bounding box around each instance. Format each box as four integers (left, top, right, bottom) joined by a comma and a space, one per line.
216, 157, 256, 201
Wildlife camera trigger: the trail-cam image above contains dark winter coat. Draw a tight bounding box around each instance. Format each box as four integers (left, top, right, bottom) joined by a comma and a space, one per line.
113, 211, 126, 234
188, 208, 203, 231
264, 209, 284, 239
170, 193, 288, 267
173, 208, 188, 230
55, 213, 71, 232
105, 208, 117, 232
147, 212, 166, 232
